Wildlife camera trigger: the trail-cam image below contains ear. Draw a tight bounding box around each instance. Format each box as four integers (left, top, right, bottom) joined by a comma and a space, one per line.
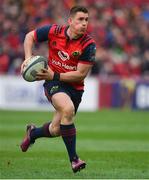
68, 17, 72, 25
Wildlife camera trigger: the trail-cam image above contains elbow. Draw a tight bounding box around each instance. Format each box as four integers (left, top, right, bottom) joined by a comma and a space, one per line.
79, 73, 86, 81
24, 31, 35, 42
25, 32, 31, 40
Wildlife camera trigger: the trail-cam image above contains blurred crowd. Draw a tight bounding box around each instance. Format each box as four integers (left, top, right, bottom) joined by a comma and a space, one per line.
0, 0, 149, 77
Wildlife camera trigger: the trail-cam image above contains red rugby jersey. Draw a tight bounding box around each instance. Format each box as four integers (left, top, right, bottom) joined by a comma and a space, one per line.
34, 24, 96, 90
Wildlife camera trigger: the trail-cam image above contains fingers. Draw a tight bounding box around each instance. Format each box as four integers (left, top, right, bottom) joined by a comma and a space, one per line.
20, 65, 24, 74
20, 62, 27, 74
36, 68, 49, 80
27, 68, 52, 81
36, 68, 47, 75
41, 68, 48, 73
36, 77, 44, 81
20, 57, 32, 74
36, 73, 45, 80
36, 72, 45, 77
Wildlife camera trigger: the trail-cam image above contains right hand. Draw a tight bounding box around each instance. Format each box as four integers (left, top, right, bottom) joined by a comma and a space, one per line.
20, 57, 32, 74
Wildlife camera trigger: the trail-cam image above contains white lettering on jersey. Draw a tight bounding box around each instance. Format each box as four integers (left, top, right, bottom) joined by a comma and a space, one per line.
52, 59, 77, 71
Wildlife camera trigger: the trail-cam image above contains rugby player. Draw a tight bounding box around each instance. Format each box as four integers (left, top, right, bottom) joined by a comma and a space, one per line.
20, 5, 96, 173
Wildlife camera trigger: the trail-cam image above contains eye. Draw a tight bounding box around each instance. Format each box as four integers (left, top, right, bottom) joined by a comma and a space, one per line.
79, 17, 84, 21
78, 17, 88, 22
85, 17, 88, 22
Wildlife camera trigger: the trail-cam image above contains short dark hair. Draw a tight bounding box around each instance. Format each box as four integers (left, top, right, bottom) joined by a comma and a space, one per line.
69, 6, 88, 16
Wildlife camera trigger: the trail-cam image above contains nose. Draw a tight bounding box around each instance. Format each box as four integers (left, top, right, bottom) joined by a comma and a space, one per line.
82, 20, 87, 27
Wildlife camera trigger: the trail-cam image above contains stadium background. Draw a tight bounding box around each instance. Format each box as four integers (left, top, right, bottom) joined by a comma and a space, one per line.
0, 0, 149, 179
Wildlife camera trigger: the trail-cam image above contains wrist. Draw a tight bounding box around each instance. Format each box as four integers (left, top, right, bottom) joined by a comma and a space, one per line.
53, 72, 60, 81
25, 56, 33, 62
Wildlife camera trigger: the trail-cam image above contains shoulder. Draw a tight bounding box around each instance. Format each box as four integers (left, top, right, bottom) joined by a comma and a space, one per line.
49, 24, 66, 36
80, 33, 96, 50
34, 24, 66, 42
34, 25, 52, 42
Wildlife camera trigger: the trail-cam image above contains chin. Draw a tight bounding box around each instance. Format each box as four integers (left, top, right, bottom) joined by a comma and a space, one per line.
81, 29, 87, 33
79, 30, 86, 35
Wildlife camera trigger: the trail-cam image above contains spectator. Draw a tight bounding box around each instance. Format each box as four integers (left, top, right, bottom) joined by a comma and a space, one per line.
1, 0, 149, 77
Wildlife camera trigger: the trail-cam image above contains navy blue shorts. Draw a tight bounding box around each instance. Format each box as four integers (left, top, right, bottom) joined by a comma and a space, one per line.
43, 81, 84, 113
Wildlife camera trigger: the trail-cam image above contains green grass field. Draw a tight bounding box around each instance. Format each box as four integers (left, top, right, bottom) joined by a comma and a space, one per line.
0, 109, 149, 179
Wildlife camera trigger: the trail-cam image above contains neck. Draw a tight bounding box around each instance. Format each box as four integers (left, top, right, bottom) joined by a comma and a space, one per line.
67, 27, 82, 40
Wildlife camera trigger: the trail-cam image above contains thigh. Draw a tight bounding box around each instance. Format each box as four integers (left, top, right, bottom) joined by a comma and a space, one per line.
70, 89, 84, 114
43, 81, 71, 103
51, 92, 75, 113
43, 80, 83, 114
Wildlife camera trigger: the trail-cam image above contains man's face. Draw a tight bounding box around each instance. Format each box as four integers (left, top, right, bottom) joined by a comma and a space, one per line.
68, 12, 89, 35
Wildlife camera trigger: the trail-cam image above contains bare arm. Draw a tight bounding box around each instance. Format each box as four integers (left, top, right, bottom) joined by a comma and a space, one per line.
21, 31, 35, 73
36, 63, 93, 82
24, 31, 35, 59
60, 63, 92, 82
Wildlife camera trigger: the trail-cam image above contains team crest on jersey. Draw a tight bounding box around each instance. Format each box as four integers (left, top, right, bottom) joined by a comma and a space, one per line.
72, 51, 81, 57
58, 51, 70, 61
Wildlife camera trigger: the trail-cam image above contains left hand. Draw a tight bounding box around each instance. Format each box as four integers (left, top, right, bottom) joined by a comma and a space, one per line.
36, 67, 54, 81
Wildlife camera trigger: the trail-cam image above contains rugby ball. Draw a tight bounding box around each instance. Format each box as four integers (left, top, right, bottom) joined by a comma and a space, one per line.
22, 56, 48, 82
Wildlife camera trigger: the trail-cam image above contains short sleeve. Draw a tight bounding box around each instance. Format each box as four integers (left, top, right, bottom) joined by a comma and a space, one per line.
79, 43, 96, 64
34, 25, 52, 42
